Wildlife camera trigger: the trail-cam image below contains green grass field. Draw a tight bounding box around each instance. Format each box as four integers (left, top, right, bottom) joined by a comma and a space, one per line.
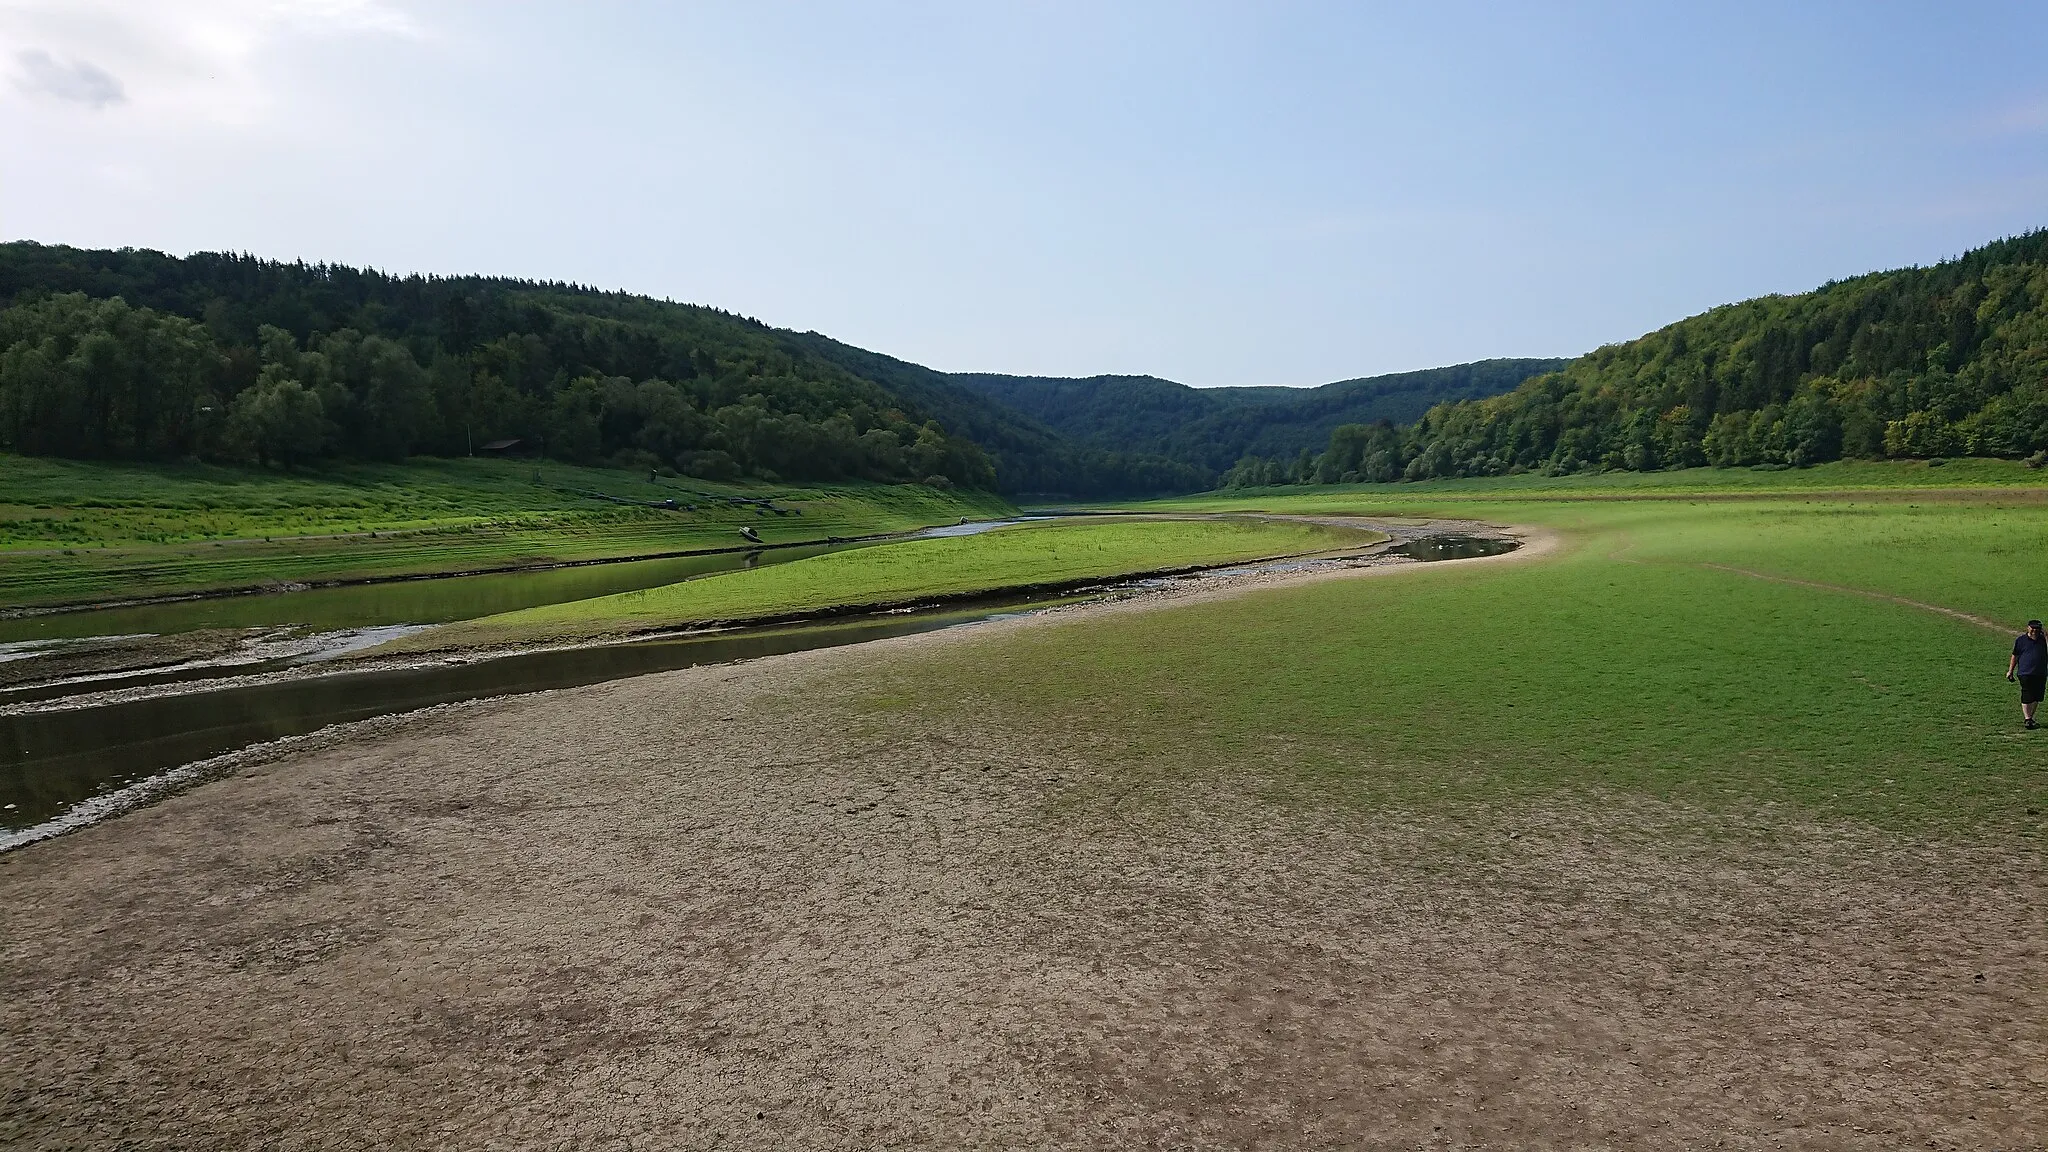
400, 516, 1380, 650
0, 455, 1010, 607
855, 470, 2048, 836
1112, 457, 2047, 503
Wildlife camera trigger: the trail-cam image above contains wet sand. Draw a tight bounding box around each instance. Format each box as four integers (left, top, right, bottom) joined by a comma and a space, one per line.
5, 529, 2044, 1149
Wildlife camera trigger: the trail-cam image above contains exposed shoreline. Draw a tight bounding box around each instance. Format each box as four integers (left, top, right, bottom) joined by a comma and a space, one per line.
372, 528, 1399, 659
0, 524, 946, 620
3, 509, 2038, 1148
0, 518, 1537, 854
0, 516, 1521, 718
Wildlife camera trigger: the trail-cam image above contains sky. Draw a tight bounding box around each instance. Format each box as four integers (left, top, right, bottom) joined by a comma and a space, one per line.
1, 2, 2044, 388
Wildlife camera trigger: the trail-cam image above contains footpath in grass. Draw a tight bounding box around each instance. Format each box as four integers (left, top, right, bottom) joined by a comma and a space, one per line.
856, 469, 2048, 836
401, 516, 1379, 651
0, 455, 1009, 608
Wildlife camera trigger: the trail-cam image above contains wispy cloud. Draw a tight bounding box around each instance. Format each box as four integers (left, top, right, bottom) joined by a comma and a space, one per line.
0, 0, 423, 125
12, 47, 123, 108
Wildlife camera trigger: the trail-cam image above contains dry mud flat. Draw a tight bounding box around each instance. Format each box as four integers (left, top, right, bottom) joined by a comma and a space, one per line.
5, 588, 2046, 1149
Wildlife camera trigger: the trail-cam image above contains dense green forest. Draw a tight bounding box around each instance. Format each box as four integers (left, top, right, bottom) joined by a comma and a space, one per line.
955, 359, 1565, 477
0, 242, 1557, 497
0, 243, 1353, 496
13, 229, 2042, 498
1227, 229, 2048, 487
0, 244, 1008, 489
779, 335, 1212, 496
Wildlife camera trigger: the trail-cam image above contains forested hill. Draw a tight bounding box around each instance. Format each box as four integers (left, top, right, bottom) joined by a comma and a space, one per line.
0, 243, 1065, 492
1371, 229, 2048, 481
776, 335, 1209, 496
0, 241, 1567, 497
0, 242, 1298, 496
954, 359, 1566, 476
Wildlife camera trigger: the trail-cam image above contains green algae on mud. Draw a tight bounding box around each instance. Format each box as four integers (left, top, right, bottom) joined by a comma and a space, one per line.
0, 454, 1010, 609
394, 516, 1383, 651
858, 481, 2048, 836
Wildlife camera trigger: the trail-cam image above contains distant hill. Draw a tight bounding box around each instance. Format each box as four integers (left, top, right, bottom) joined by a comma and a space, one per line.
0, 242, 1018, 490
1378, 228, 2048, 482
0, 241, 1574, 498
776, 337, 1208, 497
952, 359, 1568, 475
0, 241, 1549, 498
1208, 226, 2048, 489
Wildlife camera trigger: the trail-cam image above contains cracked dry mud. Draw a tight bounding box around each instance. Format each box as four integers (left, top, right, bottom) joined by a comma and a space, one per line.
4, 582, 2045, 1149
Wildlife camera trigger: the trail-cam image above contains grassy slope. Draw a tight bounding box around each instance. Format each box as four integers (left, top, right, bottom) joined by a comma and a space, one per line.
0, 455, 1010, 607
405, 517, 1380, 650
855, 467, 2048, 835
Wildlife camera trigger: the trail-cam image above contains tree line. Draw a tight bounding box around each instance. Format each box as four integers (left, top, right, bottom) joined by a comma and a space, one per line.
0, 245, 994, 489
777, 333, 1215, 497
951, 359, 1565, 478
1224, 229, 2048, 487
17, 228, 2040, 498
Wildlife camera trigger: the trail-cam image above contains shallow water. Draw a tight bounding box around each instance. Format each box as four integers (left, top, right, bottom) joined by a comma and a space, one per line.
0, 596, 1092, 839
1387, 535, 1519, 561
0, 518, 1061, 648
0, 541, 874, 645
910, 515, 1056, 538
0, 526, 1509, 846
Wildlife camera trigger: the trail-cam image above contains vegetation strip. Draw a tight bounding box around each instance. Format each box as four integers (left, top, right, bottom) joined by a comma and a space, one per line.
1, 527, 927, 619
0, 455, 1010, 608
387, 517, 1382, 653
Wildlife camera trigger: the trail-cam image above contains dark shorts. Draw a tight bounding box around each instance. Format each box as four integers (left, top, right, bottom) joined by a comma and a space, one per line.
2022, 673, 2046, 705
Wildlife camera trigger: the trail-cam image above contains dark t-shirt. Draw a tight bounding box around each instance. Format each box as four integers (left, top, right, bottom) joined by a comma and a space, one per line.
2015, 632, 2048, 677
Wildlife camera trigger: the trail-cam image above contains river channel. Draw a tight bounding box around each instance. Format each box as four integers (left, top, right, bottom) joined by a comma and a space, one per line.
1, 525, 1514, 848
0, 541, 915, 647
0, 598, 1085, 846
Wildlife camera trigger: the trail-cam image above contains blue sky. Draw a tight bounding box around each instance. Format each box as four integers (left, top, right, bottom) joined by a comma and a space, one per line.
2, 1, 2044, 386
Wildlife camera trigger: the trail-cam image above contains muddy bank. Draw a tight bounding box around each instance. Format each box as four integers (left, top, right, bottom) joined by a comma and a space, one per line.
0, 629, 251, 689
370, 537, 1398, 660
1, 601, 2039, 1149
1, 521, 1463, 846
2, 517, 1452, 706
0, 519, 1530, 848
0, 514, 1375, 691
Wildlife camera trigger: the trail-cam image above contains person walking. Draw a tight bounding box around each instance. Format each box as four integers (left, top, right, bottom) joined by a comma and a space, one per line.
2007, 619, 2047, 729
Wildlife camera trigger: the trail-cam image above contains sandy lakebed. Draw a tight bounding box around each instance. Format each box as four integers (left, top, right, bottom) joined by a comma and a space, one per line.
4, 520, 2045, 1150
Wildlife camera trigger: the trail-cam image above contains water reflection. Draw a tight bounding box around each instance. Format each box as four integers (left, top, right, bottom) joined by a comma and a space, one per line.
0, 541, 876, 645
0, 599, 1073, 836
1387, 535, 1519, 561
